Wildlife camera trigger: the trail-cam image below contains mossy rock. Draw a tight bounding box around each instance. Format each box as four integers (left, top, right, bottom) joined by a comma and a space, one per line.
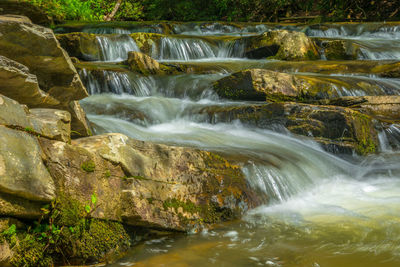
243, 30, 320, 60
200, 102, 379, 155
130, 32, 163, 55
56, 32, 101, 61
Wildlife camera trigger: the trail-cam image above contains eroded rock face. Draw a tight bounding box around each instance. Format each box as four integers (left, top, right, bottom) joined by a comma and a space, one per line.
200, 102, 378, 155
0, 94, 71, 142
0, 55, 60, 108
0, 18, 88, 104
40, 133, 264, 231
244, 30, 319, 60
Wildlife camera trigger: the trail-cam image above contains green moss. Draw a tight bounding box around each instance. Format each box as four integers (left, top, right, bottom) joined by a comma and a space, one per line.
60, 219, 131, 263
147, 197, 154, 204
9, 194, 132, 266
10, 234, 53, 267
163, 198, 199, 214
352, 112, 377, 155
104, 170, 111, 178
81, 160, 96, 172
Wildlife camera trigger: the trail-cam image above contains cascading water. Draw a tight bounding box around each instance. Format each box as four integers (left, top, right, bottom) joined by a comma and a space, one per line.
307, 24, 400, 60
73, 21, 400, 267
95, 35, 139, 61
153, 37, 245, 60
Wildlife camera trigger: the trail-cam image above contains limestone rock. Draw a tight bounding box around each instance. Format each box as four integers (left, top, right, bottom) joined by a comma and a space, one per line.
40, 133, 264, 231
0, 55, 60, 108
200, 102, 378, 155
0, 0, 51, 26
0, 94, 71, 142
30, 109, 71, 143
0, 192, 44, 219
0, 18, 88, 104
68, 101, 92, 138
213, 69, 307, 101
0, 125, 55, 201
244, 30, 319, 60
126, 51, 181, 75
56, 32, 101, 61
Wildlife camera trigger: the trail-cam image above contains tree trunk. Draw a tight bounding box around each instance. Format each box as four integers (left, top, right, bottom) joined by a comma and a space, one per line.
104, 0, 123, 21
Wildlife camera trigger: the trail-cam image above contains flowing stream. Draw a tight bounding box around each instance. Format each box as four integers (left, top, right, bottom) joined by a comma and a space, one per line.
69, 22, 400, 266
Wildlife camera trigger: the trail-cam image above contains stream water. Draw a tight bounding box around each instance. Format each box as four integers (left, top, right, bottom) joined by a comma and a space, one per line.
62, 22, 400, 266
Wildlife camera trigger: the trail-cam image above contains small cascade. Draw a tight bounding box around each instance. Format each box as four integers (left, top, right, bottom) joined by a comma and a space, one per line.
96, 35, 139, 61
217, 40, 246, 58
79, 69, 154, 96
306, 24, 400, 39
154, 37, 246, 60
155, 37, 217, 60
379, 124, 400, 152
358, 47, 400, 60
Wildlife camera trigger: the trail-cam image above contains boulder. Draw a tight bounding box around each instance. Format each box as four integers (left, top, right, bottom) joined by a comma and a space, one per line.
0, 55, 60, 108
126, 51, 181, 75
200, 102, 378, 155
56, 32, 101, 61
0, 0, 51, 26
40, 133, 265, 231
214, 69, 305, 101
0, 94, 71, 142
213, 69, 388, 102
244, 30, 319, 60
130, 33, 163, 55
0, 125, 55, 201
0, 18, 88, 104
316, 39, 360, 60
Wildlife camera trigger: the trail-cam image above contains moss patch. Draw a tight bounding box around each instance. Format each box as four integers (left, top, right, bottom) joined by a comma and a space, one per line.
81, 160, 96, 172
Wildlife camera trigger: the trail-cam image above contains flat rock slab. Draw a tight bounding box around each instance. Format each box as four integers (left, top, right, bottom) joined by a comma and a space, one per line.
0, 94, 71, 142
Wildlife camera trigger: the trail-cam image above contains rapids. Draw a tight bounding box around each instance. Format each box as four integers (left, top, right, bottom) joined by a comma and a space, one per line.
68, 22, 400, 266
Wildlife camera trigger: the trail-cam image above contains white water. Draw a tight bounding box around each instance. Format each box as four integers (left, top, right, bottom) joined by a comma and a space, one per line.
153, 37, 245, 60
96, 35, 140, 61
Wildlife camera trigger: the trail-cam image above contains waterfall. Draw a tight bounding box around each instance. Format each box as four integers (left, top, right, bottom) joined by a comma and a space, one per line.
153, 37, 245, 60
155, 37, 217, 60
96, 35, 139, 61
79, 69, 154, 96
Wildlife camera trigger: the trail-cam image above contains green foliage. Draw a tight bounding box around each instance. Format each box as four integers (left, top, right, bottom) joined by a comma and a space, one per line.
26, 0, 399, 22
2, 224, 17, 246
